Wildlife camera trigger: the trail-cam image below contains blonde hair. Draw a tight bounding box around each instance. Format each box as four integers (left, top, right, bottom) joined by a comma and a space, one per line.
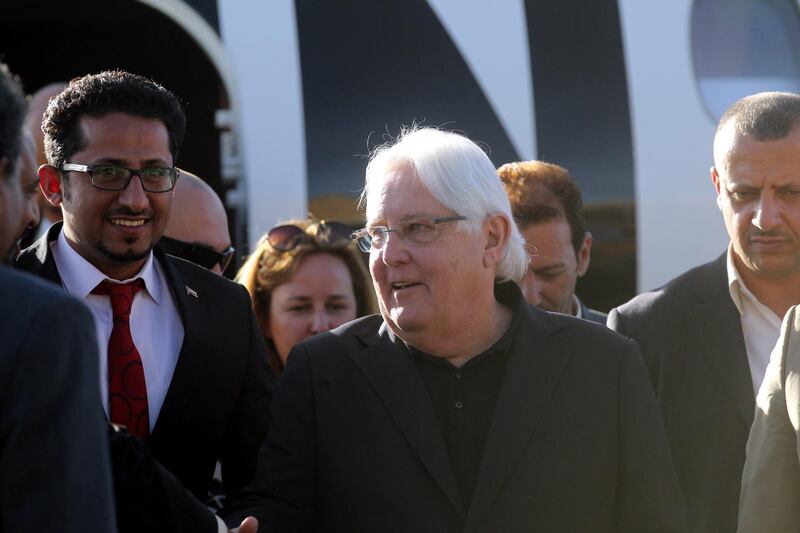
236, 219, 377, 374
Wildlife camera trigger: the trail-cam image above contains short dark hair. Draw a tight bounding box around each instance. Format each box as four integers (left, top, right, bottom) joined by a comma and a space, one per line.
717, 91, 800, 141
0, 63, 27, 180
42, 70, 186, 169
498, 160, 586, 254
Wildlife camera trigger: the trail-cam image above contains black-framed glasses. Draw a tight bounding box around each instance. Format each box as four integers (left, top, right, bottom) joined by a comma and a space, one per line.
61, 163, 179, 192
351, 215, 467, 252
159, 235, 236, 273
267, 221, 352, 251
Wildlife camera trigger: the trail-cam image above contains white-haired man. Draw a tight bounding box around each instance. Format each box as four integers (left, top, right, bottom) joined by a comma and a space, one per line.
221, 127, 686, 532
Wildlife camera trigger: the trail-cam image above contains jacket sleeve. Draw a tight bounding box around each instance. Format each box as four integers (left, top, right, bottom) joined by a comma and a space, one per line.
614, 338, 688, 533
737, 306, 800, 533
110, 428, 219, 533
0, 295, 117, 533
220, 285, 275, 497
221, 342, 317, 532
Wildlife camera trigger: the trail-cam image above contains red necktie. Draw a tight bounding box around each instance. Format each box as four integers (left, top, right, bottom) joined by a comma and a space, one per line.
93, 279, 150, 439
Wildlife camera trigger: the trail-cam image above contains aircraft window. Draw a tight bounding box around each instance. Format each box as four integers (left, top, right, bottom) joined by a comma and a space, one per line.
692, 0, 800, 120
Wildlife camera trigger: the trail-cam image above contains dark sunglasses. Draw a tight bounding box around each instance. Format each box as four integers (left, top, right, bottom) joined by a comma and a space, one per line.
159, 235, 236, 273
267, 221, 353, 251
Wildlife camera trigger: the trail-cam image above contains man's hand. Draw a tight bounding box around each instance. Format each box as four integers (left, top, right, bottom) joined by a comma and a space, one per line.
230, 516, 258, 533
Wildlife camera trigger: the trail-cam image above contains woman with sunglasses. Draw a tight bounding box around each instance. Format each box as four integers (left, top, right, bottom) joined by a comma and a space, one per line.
236, 219, 377, 375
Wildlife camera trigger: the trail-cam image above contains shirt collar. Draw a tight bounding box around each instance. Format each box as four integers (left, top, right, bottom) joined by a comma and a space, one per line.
52, 227, 162, 303
572, 294, 583, 318
726, 242, 771, 317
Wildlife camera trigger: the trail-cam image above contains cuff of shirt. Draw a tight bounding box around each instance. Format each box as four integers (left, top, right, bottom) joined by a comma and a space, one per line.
216, 515, 228, 533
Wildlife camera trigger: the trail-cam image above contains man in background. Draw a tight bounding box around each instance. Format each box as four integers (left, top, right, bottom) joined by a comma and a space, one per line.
8, 129, 39, 259
0, 63, 116, 532
162, 170, 234, 275
24, 82, 64, 242
498, 160, 605, 323
609, 91, 800, 533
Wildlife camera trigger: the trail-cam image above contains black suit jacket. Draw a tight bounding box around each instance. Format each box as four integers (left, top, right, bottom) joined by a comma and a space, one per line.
0, 267, 116, 532
16, 224, 273, 532
224, 283, 686, 532
608, 253, 753, 533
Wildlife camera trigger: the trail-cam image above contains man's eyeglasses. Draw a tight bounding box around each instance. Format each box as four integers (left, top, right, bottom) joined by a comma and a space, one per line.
267, 221, 353, 251
159, 235, 236, 273
351, 215, 467, 252
61, 163, 179, 192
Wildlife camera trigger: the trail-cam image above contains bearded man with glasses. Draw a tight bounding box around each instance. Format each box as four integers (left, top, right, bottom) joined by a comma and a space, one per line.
17, 70, 268, 533
222, 127, 687, 533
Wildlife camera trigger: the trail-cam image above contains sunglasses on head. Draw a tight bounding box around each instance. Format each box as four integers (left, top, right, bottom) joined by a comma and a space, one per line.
266, 221, 353, 251
159, 235, 236, 273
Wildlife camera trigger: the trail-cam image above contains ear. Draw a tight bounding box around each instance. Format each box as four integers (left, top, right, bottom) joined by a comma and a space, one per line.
39, 164, 64, 207
483, 214, 511, 268
711, 166, 724, 210
576, 231, 592, 277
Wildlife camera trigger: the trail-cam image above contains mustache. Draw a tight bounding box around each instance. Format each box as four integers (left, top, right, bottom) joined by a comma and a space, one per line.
748, 228, 792, 240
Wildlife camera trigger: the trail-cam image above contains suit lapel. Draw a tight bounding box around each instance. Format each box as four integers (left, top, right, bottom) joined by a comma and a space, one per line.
15, 222, 64, 284
349, 324, 465, 517
148, 250, 209, 440
464, 306, 569, 530
685, 257, 754, 426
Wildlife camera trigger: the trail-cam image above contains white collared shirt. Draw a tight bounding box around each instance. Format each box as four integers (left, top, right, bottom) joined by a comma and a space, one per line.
726, 245, 783, 395
51, 229, 184, 431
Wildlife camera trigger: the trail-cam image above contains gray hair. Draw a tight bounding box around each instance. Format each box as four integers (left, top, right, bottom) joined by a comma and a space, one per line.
360, 126, 527, 283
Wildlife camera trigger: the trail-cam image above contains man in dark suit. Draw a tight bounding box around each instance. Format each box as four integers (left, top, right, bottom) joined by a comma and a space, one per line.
498, 160, 606, 323
608, 92, 800, 533
0, 63, 116, 531
17, 70, 268, 533
222, 127, 686, 532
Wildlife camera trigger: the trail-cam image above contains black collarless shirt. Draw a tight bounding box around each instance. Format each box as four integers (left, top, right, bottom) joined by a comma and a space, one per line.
409, 282, 525, 508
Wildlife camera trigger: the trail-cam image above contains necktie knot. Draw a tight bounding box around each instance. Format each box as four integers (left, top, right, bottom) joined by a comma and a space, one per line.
93, 279, 145, 319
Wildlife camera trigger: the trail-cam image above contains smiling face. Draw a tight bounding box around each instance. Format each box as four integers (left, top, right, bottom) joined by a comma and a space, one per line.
366, 163, 491, 343
713, 125, 800, 283
41, 112, 174, 280
266, 253, 357, 364
519, 219, 590, 314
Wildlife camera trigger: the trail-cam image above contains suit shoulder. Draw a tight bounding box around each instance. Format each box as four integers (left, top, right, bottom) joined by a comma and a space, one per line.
550, 310, 634, 349
612, 257, 724, 319
0, 268, 88, 318
0, 268, 95, 362
529, 305, 635, 359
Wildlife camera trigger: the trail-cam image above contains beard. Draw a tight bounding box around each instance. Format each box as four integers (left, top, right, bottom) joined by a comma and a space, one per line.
96, 239, 154, 263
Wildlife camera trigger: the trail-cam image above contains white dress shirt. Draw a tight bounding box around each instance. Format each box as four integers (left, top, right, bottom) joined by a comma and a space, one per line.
51, 229, 184, 431
726, 245, 783, 395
